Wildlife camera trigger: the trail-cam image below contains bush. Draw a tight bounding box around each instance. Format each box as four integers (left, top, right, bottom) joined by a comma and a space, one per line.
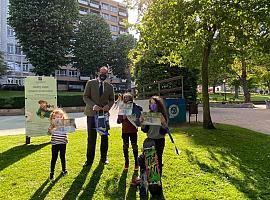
0, 95, 85, 109
57, 95, 85, 107
0, 97, 25, 109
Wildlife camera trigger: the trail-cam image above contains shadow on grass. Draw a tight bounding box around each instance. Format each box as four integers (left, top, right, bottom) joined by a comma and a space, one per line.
62, 165, 92, 200
103, 169, 129, 199
0, 142, 50, 172
184, 124, 270, 199
78, 162, 104, 200
126, 170, 138, 199
30, 174, 62, 200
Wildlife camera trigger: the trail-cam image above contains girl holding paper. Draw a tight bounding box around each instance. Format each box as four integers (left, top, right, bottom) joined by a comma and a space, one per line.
140, 96, 168, 176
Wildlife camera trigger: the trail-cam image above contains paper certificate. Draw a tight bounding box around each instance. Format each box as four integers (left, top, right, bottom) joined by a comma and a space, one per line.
53, 119, 76, 133
118, 103, 133, 116
141, 112, 161, 126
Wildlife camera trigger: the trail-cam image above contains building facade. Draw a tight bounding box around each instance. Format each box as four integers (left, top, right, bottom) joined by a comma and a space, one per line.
0, 0, 34, 86
0, 0, 129, 91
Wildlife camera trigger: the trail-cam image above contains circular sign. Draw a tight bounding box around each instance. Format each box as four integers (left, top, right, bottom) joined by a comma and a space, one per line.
168, 104, 179, 118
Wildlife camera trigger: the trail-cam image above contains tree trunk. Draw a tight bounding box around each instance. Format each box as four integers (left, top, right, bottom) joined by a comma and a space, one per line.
213, 84, 216, 94
240, 59, 251, 103
267, 81, 270, 95
234, 85, 239, 99
202, 41, 215, 129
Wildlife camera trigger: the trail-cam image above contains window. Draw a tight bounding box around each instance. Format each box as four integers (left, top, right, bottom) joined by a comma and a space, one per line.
15, 45, 22, 55
112, 35, 118, 40
7, 26, 15, 37
102, 13, 109, 20
102, 3, 110, 10
56, 70, 66, 76
110, 6, 118, 13
7, 43, 14, 54
23, 63, 29, 72
69, 70, 78, 77
110, 15, 117, 22
110, 25, 118, 32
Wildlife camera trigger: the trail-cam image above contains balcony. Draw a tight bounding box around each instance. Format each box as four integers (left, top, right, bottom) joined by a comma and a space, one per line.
118, 11, 127, 17
78, 0, 88, 6
79, 10, 88, 15
90, 2, 99, 9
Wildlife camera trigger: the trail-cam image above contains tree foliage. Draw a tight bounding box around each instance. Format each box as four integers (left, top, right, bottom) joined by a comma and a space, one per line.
8, 0, 78, 75
131, 0, 270, 128
111, 34, 136, 79
73, 14, 113, 77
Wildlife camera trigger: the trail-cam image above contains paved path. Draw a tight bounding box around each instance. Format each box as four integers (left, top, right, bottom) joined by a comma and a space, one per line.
1, 104, 270, 136
196, 105, 270, 135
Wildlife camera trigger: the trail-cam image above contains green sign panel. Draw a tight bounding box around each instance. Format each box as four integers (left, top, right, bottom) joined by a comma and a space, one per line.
25, 76, 57, 137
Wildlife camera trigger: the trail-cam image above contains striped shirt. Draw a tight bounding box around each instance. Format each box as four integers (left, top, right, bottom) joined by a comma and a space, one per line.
51, 127, 68, 145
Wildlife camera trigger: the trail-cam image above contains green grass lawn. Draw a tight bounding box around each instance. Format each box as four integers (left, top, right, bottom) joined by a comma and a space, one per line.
1, 125, 270, 199
197, 93, 270, 102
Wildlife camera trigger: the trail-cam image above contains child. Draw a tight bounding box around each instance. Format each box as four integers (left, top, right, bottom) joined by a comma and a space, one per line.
48, 108, 69, 182
117, 92, 142, 171
140, 96, 168, 176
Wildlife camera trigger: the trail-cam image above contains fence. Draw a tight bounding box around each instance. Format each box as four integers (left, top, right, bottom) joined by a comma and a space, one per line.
139, 76, 184, 99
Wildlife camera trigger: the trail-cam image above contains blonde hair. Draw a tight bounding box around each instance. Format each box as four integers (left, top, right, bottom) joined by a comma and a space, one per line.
123, 92, 133, 102
49, 108, 68, 125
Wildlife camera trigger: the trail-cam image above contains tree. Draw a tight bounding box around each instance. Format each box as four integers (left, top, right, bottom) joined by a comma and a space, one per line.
111, 34, 136, 89
73, 14, 113, 77
8, 0, 78, 75
0, 51, 7, 76
132, 0, 270, 128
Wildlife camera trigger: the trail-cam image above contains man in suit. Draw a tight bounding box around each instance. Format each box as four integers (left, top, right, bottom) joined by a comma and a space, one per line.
83, 66, 114, 166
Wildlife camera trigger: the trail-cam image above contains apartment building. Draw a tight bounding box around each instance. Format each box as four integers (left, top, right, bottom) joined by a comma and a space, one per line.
78, 0, 128, 38
0, 0, 34, 86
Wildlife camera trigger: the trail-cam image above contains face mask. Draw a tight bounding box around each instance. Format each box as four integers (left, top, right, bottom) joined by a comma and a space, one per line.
149, 104, 158, 112
99, 74, 107, 81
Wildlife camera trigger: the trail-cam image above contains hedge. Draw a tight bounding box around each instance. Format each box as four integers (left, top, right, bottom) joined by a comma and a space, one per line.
0, 95, 86, 109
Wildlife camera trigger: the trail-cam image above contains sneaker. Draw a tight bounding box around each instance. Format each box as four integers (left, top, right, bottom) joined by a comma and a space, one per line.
62, 170, 68, 176
134, 164, 139, 171
131, 176, 141, 186
49, 173, 54, 182
124, 163, 129, 170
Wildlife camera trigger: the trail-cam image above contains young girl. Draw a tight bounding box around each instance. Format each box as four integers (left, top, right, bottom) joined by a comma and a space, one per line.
117, 92, 142, 171
140, 96, 168, 176
48, 108, 69, 182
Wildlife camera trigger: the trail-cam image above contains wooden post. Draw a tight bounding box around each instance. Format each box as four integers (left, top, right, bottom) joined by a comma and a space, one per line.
25, 136, 30, 144
158, 83, 161, 96
181, 76, 184, 99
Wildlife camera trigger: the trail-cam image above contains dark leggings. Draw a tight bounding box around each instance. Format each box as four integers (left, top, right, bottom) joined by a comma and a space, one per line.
50, 144, 66, 173
122, 133, 138, 165
153, 138, 165, 176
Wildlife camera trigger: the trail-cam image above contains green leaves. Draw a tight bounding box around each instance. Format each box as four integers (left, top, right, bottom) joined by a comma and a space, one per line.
73, 14, 112, 77
8, 0, 78, 75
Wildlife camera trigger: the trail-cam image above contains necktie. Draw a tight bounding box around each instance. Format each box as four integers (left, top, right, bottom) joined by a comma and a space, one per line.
99, 82, 103, 97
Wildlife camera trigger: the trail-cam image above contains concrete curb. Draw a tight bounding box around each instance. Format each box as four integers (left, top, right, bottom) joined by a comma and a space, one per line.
199, 103, 254, 108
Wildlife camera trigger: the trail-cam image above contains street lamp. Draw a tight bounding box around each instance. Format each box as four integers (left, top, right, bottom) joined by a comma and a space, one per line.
223, 79, 227, 101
